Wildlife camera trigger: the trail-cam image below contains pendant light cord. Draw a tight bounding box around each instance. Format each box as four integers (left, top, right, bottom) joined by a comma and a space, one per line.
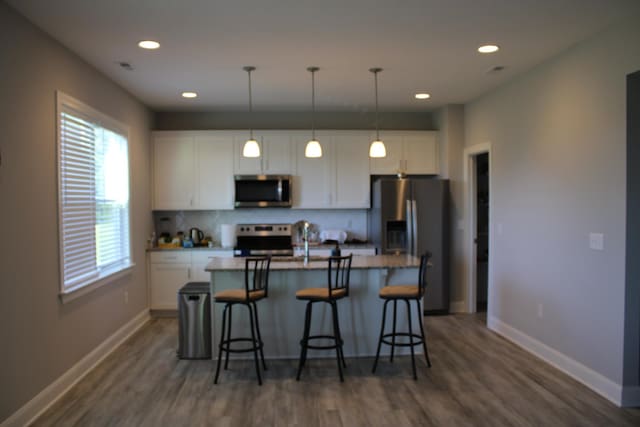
311, 69, 316, 140
244, 66, 255, 140
374, 69, 380, 141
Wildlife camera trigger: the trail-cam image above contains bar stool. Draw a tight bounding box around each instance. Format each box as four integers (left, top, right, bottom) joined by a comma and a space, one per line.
372, 252, 432, 380
213, 256, 271, 386
295, 254, 353, 382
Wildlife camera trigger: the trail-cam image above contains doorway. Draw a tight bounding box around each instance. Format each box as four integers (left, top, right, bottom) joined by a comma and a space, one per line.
464, 143, 492, 315
475, 153, 489, 313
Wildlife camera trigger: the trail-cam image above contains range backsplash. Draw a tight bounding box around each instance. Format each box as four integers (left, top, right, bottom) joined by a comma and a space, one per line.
153, 209, 368, 245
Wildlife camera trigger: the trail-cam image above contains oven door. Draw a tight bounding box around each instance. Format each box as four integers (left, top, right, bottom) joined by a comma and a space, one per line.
234, 175, 291, 208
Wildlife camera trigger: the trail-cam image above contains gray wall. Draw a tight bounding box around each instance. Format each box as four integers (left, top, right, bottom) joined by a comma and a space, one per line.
154, 111, 435, 131
0, 3, 152, 422
433, 105, 466, 305
462, 16, 640, 385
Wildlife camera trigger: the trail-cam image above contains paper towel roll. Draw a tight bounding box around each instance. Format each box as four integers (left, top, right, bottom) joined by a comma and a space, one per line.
220, 224, 236, 248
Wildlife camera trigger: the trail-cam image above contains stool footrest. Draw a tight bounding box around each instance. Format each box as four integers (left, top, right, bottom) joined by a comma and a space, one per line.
219, 337, 263, 354
380, 332, 424, 348
300, 334, 343, 350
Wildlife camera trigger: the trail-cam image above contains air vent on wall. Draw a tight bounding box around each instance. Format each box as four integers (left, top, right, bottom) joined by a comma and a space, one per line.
486, 65, 506, 74
118, 61, 134, 71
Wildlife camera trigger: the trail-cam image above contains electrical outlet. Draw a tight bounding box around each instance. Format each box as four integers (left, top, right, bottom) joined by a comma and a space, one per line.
347, 219, 352, 228
537, 303, 543, 319
124, 290, 129, 304
497, 223, 503, 235
589, 233, 604, 250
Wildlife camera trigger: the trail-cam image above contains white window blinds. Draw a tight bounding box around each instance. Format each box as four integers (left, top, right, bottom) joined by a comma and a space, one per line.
58, 93, 132, 295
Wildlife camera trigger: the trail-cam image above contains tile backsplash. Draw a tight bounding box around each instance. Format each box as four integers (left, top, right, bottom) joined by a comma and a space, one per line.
153, 209, 368, 245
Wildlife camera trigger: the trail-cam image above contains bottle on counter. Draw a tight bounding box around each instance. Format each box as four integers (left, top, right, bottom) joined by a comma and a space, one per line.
331, 242, 341, 257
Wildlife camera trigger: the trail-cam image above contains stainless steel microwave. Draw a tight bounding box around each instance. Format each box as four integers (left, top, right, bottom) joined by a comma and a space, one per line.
234, 175, 292, 208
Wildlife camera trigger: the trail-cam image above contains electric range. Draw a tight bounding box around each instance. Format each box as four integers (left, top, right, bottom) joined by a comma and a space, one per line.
233, 223, 293, 257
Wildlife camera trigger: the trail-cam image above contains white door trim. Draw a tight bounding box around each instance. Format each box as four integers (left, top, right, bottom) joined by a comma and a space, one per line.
463, 142, 492, 314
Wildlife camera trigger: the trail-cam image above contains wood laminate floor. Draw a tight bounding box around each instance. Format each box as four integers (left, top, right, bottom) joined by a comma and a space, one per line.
33, 314, 640, 426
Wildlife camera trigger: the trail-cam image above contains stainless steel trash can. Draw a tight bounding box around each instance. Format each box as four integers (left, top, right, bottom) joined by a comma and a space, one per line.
177, 282, 211, 359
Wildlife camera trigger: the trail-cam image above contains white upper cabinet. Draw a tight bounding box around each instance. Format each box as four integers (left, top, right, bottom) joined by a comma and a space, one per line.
195, 133, 234, 209
153, 129, 438, 211
234, 131, 292, 175
333, 132, 370, 208
369, 131, 439, 175
292, 132, 333, 208
153, 134, 195, 209
292, 131, 370, 209
152, 131, 234, 210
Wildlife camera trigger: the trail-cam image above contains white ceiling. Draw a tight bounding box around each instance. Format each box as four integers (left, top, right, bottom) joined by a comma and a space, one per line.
8, 0, 640, 112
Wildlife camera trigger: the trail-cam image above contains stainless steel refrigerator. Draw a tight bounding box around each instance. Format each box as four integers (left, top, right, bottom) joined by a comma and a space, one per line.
368, 177, 450, 314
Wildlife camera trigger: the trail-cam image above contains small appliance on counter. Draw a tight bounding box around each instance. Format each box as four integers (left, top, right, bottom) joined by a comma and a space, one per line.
189, 227, 204, 245
220, 224, 236, 248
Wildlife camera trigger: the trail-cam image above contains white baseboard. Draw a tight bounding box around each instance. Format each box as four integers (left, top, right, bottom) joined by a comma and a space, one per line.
449, 300, 466, 313
622, 386, 640, 407
487, 315, 624, 407
2, 310, 150, 427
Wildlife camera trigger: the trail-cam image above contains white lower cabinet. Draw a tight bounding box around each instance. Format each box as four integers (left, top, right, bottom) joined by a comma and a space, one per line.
149, 250, 233, 310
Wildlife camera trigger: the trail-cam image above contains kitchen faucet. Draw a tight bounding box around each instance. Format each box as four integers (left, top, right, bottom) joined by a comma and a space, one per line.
303, 221, 310, 264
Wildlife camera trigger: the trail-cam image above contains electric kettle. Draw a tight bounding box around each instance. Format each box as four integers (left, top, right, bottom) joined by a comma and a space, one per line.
189, 227, 204, 245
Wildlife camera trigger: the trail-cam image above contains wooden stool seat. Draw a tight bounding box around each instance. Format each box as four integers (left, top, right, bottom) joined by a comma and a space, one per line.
295, 287, 347, 301
214, 288, 266, 302
379, 285, 419, 299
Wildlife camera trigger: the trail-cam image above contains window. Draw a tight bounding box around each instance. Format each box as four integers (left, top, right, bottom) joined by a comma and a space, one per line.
57, 92, 133, 301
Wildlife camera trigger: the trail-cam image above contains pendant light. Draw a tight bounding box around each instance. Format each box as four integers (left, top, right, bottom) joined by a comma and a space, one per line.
242, 66, 260, 158
369, 67, 386, 158
305, 66, 322, 158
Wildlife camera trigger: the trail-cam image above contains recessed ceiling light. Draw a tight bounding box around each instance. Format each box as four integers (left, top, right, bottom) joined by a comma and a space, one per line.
181, 92, 197, 98
138, 40, 160, 50
478, 44, 499, 53
415, 93, 431, 100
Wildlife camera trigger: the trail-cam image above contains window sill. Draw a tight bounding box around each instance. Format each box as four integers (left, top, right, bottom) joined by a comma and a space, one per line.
59, 263, 136, 304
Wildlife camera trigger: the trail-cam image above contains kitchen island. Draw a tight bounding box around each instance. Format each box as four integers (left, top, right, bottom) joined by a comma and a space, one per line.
205, 255, 423, 359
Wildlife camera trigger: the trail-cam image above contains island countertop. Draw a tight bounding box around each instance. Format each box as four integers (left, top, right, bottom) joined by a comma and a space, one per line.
205, 254, 420, 271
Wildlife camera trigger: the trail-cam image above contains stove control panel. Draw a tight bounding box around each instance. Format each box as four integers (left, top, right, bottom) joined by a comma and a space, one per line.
236, 224, 291, 237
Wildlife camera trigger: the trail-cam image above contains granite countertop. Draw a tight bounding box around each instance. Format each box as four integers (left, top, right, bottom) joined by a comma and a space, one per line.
205, 254, 420, 271
292, 242, 376, 249
147, 246, 232, 252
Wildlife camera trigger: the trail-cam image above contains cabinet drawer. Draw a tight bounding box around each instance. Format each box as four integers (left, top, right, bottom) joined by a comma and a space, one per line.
191, 250, 234, 264
149, 251, 191, 264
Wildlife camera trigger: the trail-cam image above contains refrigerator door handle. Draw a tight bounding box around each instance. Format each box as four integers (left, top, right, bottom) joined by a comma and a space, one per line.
411, 199, 418, 256
406, 199, 413, 255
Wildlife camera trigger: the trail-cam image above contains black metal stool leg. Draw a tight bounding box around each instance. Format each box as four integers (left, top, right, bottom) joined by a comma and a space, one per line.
331, 302, 344, 382
405, 299, 417, 380
390, 300, 398, 363
372, 299, 389, 373
247, 303, 262, 385
224, 304, 233, 370
416, 299, 431, 368
252, 301, 267, 371
332, 301, 347, 368
296, 301, 313, 381
214, 304, 229, 384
